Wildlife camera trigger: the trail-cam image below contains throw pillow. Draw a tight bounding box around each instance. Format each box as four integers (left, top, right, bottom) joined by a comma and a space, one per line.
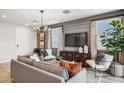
30, 53, 40, 62
99, 54, 113, 68
46, 49, 52, 56
60, 61, 72, 75
96, 53, 104, 63
69, 63, 81, 77
41, 50, 48, 57
60, 61, 81, 77
33, 62, 69, 81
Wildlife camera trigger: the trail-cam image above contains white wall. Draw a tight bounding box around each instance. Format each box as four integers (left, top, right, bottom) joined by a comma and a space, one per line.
16, 26, 37, 56
0, 22, 16, 63
0, 21, 37, 63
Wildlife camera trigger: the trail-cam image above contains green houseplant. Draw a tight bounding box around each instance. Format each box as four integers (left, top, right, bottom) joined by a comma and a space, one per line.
33, 48, 41, 56
100, 19, 124, 60
56, 56, 63, 61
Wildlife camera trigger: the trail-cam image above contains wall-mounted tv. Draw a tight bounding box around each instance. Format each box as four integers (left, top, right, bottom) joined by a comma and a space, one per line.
65, 32, 87, 47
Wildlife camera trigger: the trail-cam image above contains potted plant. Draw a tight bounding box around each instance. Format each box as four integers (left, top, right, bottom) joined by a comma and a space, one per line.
33, 48, 41, 56
100, 19, 124, 61
56, 56, 63, 62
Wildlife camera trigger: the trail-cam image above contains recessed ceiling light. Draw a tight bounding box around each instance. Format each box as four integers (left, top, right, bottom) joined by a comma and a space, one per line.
25, 23, 29, 26
32, 21, 39, 25
2, 14, 7, 18
62, 10, 71, 14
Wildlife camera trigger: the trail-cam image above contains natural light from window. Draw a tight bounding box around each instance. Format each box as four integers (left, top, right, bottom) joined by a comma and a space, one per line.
51, 27, 62, 48
96, 17, 121, 50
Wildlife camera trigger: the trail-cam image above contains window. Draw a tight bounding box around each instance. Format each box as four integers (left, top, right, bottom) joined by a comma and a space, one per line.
96, 17, 121, 50
51, 27, 62, 48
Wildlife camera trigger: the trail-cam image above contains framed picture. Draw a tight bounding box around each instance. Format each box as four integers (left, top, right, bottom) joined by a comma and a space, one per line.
40, 32, 44, 40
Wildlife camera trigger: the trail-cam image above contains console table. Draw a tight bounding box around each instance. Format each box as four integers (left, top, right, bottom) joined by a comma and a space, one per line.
60, 51, 91, 67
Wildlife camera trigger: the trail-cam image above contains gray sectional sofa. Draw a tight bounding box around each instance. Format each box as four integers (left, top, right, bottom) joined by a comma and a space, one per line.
11, 56, 86, 83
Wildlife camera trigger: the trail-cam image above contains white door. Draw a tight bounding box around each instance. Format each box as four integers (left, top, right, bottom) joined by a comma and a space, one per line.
0, 23, 16, 63
16, 26, 37, 56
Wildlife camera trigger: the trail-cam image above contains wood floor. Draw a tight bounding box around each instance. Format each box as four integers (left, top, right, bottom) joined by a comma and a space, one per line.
0, 62, 12, 83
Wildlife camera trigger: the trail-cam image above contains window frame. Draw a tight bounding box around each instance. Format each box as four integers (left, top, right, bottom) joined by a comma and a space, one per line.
95, 16, 122, 51
51, 26, 63, 49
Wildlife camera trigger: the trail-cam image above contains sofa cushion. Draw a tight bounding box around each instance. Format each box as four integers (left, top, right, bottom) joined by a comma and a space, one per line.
59, 61, 72, 75
17, 55, 35, 65
22, 55, 30, 58
46, 60, 60, 66
33, 62, 69, 81
69, 63, 81, 77
45, 55, 56, 60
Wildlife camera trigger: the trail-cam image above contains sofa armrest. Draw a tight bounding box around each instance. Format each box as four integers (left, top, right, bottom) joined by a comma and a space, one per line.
11, 59, 65, 83
66, 68, 86, 83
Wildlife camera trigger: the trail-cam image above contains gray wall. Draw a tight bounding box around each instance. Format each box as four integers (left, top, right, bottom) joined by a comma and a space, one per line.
0, 21, 37, 63
50, 9, 124, 52
48, 9, 124, 64
63, 20, 90, 51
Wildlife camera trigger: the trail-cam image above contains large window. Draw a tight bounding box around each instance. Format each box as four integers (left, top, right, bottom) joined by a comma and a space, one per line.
51, 27, 62, 48
96, 17, 121, 50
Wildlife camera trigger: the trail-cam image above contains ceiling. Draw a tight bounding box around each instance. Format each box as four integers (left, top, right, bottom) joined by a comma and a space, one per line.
0, 9, 118, 26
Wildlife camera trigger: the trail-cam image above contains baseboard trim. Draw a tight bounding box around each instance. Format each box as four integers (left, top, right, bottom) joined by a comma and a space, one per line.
0, 60, 10, 64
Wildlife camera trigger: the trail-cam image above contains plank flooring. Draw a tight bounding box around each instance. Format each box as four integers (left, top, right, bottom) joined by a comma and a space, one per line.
0, 62, 12, 83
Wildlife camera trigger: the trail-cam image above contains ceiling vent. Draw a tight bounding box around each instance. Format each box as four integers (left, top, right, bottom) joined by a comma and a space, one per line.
62, 10, 71, 14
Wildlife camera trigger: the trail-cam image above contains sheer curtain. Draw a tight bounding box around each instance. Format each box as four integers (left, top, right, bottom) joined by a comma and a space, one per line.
118, 16, 124, 64
90, 21, 97, 60
45, 27, 51, 49
57, 27, 63, 56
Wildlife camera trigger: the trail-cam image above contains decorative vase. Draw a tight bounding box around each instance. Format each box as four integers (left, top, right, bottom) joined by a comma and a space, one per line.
84, 45, 88, 53
78, 47, 83, 53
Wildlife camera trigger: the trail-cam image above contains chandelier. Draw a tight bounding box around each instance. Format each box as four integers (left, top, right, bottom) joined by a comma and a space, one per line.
33, 10, 49, 32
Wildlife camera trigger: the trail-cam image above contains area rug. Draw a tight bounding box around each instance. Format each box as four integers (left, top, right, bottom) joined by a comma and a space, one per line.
86, 68, 124, 83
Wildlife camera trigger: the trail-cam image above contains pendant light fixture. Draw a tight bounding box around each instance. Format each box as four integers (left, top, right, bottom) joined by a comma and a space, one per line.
33, 10, 48, 32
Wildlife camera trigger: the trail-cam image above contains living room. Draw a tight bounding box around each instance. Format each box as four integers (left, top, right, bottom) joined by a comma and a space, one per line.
0, 9, 124, 83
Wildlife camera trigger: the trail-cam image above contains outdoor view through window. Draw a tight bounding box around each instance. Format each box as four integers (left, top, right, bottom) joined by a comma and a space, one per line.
51, 27, 62, 48
96, 17, 121, 50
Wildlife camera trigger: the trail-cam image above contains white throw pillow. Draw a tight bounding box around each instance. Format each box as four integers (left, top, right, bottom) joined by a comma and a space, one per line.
100, 54, 113, 69
45, 55, 56, 60
101, 54, 113, 62
30, 53, 40, 62
46, 49, 52, 56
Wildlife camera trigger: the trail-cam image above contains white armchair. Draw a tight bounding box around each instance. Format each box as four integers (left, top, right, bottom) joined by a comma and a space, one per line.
86, 54, 113, 82
44, 49, 56, 60
86, 54, 113, 71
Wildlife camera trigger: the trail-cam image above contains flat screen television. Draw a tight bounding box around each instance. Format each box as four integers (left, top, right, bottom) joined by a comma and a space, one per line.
65, 32, 87, 47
